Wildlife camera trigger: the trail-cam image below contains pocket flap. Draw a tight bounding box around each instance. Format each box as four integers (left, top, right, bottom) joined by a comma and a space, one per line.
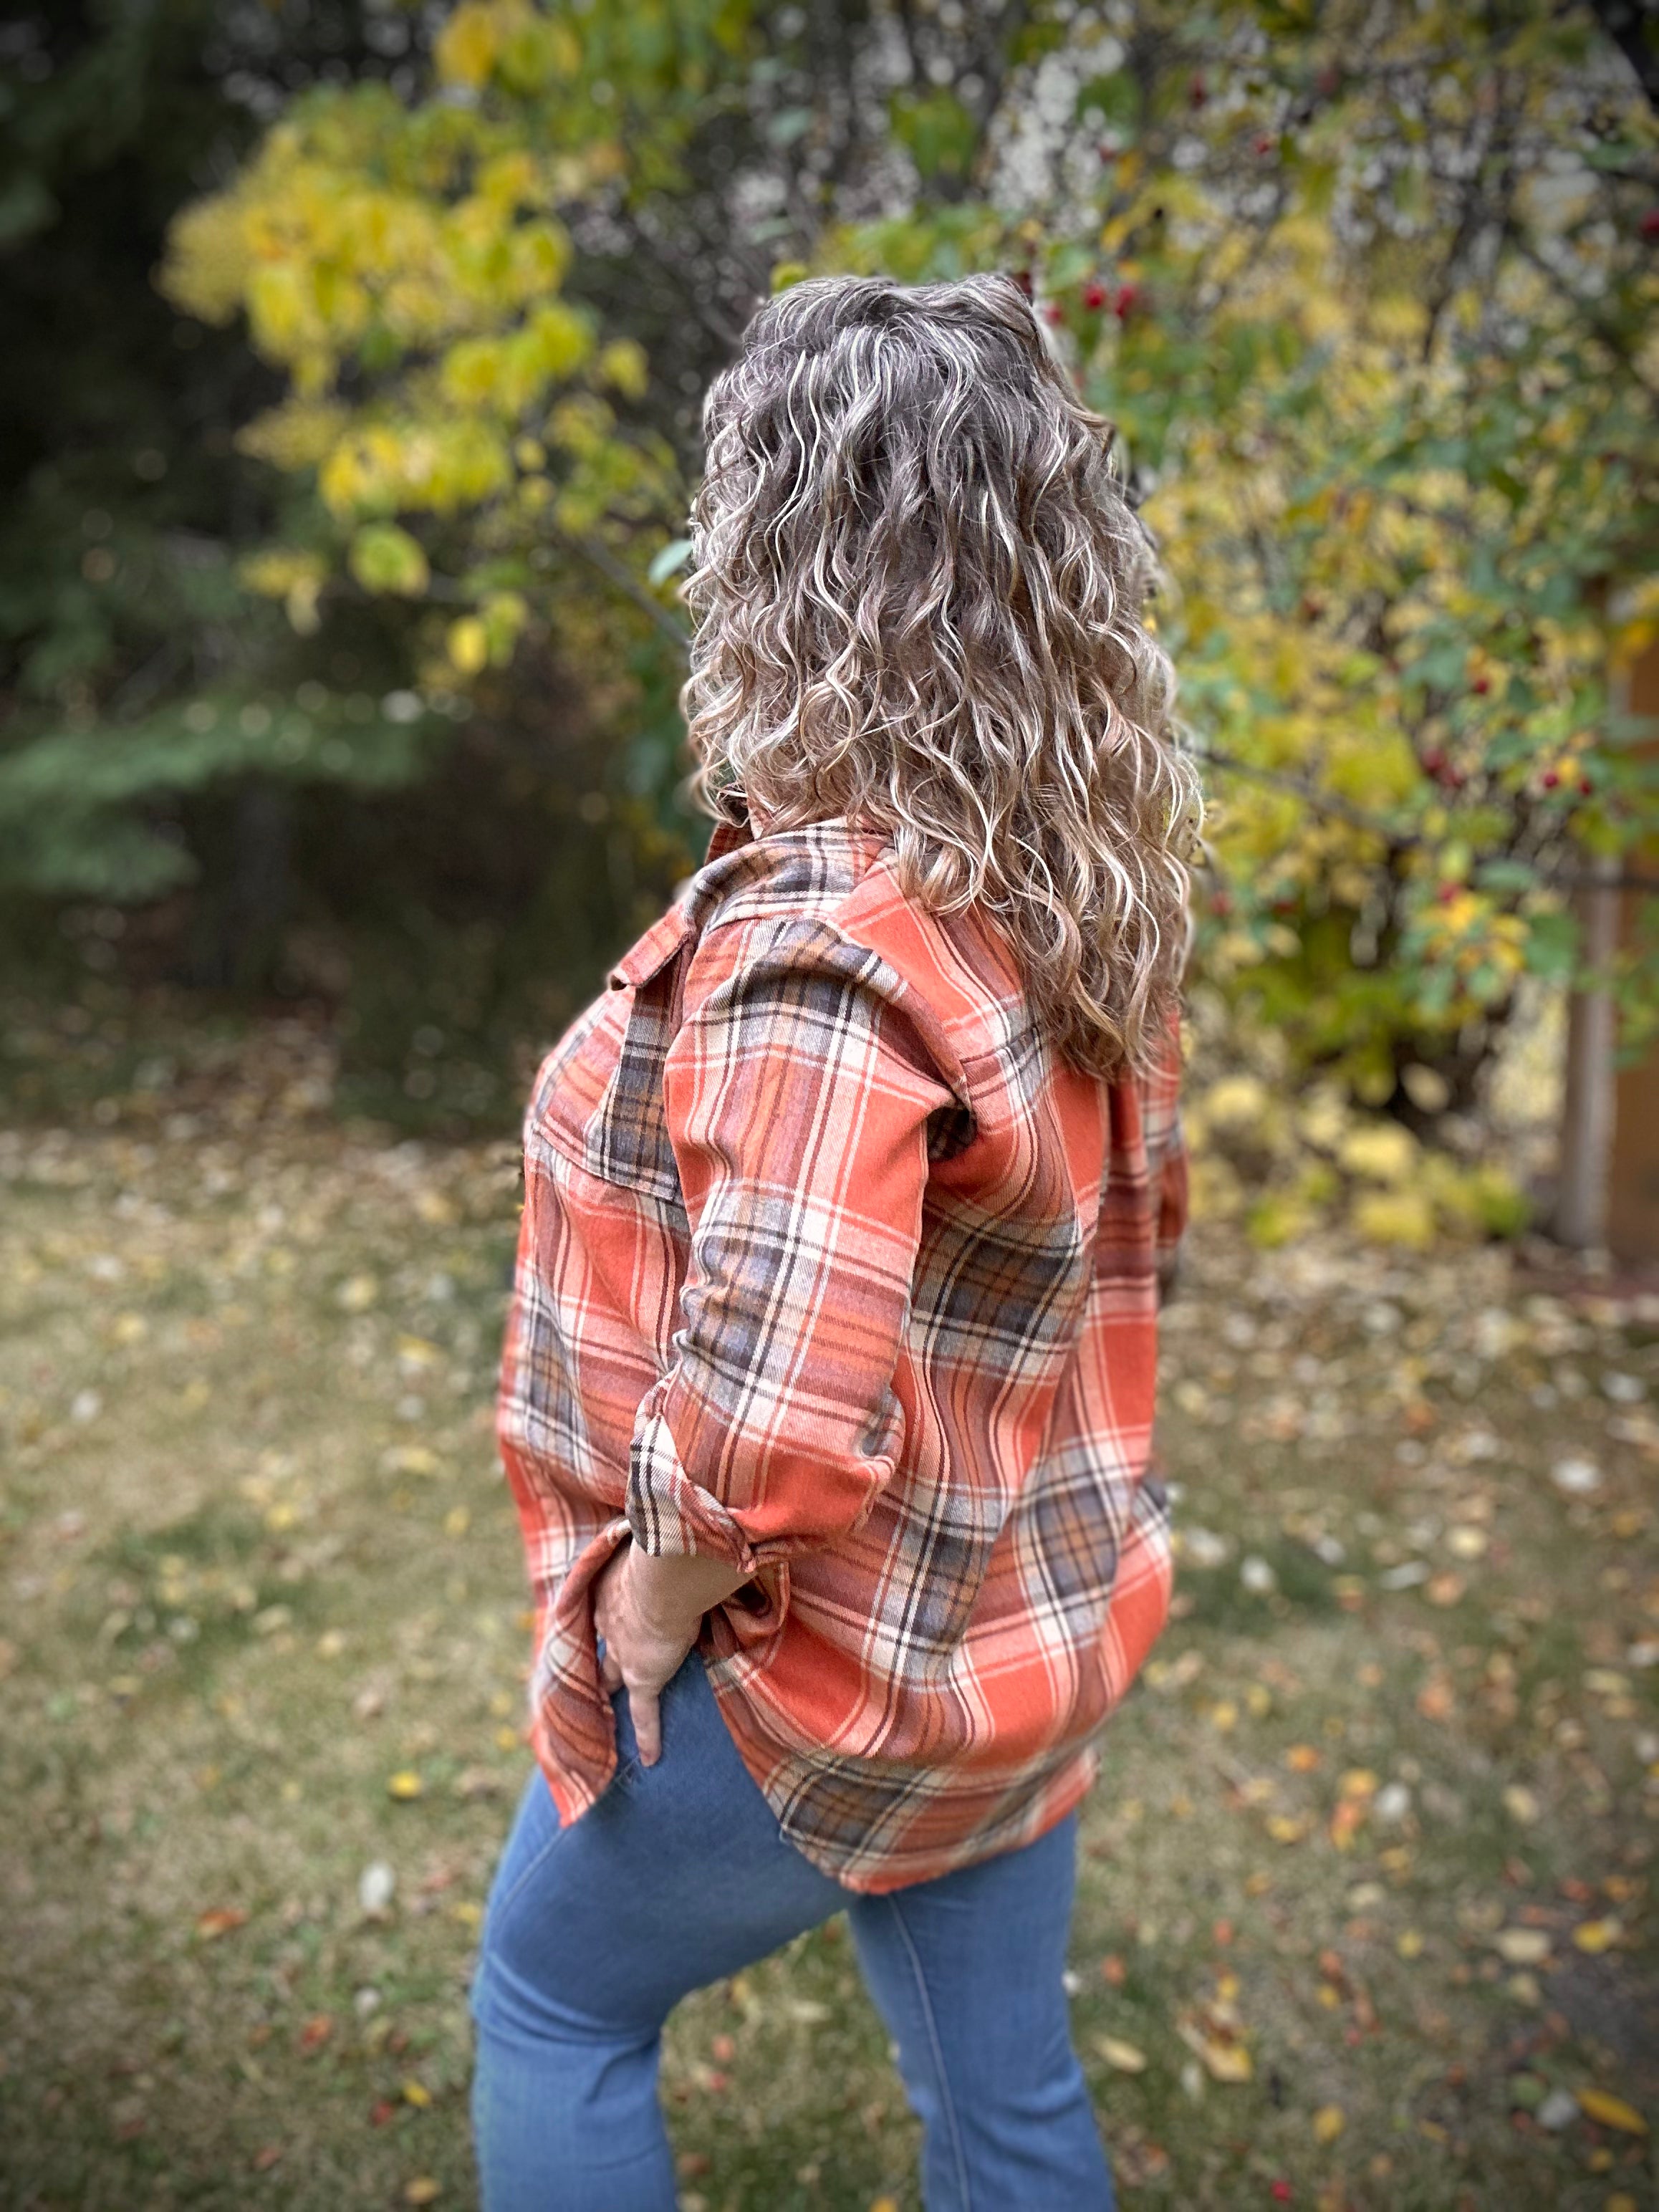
607, 903, 693, 991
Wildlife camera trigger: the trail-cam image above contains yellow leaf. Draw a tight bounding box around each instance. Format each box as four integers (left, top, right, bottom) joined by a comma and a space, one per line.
383, 1446, 441, 1478
1396, 1929, 1425, 1959
448, 616, 489, 675
1178, 2019, 1252, 2082
435, 1, 496, 88
387, 1770, 424, 1801
1572, 1918, 1622, 1955
596, 338, 649, 399
403, 2079, 431, 2108
1312, 2104, 1345, 2143
1577, 2088, 1647, 2136
1201, 2039, 1253, 2084
403, 2182, 442, 2208
1096, 2036, 1148, 2074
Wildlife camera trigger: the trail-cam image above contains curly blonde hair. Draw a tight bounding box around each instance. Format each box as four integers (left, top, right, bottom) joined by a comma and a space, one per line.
681, 271, 1200, 1078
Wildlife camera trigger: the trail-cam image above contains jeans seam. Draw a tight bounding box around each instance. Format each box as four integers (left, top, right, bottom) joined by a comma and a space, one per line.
883, 1895, 973, 2212
489, 1790, 569, 1928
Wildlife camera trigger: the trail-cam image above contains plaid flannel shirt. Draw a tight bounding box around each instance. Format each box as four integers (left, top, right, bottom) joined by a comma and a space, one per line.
497, 812, 1186, 1892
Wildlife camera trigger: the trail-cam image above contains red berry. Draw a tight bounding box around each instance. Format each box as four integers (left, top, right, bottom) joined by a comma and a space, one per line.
1082, 281, 1108, 311
1113, 284, 1140, 319
1579, 776, 1593, 796
1471, 675, 1490, 695
1541, 769, 1559, 789
1189, 73, 1207, 107
1438, 882, 1459, 905
1271, 2185, 1294, 2206
1643, 208, 1659, 240
1044, 302, 1065, 325
1254, 133, 1274, 156
1421, 746, 1446, 777
1211, 890, 1233, 917
1010, 269, 1033, 299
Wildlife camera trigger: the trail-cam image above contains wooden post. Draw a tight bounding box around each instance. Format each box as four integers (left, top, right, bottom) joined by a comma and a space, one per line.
1603, 634, 1659, 1262
1554, 852, 1621, 1249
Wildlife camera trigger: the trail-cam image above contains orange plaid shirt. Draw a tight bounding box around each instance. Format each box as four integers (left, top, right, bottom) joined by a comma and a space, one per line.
497, 812, 1186, 1891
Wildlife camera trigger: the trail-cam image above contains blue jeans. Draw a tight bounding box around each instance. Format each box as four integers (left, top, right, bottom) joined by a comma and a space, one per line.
469, 1649, 1114, 2211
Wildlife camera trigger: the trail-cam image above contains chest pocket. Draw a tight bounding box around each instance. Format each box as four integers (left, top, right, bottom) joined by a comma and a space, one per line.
582, 903, 695, 1203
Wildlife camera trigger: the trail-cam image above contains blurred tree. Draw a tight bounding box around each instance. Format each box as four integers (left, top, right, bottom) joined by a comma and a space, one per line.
160, 0, 1657, 1176
0, 0, 450, 970
0, 0, 688, 1130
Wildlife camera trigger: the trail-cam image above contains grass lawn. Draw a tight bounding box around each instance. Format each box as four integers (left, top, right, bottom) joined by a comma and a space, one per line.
1, 1033, 1656, 2211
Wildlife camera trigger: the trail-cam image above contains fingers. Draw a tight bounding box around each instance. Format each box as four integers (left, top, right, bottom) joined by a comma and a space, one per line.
600, 1645, 624, 1693
629, 1683, 662, 1766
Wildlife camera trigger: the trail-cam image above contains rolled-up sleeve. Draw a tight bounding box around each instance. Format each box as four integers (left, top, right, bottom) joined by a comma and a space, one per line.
625, 918, 961, 1572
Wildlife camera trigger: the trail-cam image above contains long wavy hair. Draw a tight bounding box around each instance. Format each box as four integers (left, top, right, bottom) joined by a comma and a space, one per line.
681, 271, 1200, 1078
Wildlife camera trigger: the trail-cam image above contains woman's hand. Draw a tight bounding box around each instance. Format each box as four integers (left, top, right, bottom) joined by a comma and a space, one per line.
591, 1541, 747, 1766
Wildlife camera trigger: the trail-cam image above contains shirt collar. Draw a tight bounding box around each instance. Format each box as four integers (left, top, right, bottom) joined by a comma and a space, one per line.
704, 809, 756, 865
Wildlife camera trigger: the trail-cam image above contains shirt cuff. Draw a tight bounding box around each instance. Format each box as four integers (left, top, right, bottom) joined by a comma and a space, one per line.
625, 1404, 760, 1574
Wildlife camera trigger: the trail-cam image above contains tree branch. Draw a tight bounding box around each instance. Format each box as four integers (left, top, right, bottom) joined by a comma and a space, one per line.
554, 530, 693, 653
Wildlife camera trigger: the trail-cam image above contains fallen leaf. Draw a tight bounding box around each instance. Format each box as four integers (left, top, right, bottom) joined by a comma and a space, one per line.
403, 2183, 441, 2207
253, 2145, 283, 2170
359, 1861, 396, 1914
1572, 1918, 1622, 1954
1415, 1676, 1456, 1722
1576, 2088, 1647, 2136
1097, 2036, 1149, 2074
382, 1445, 441, 1477
1312, 2104, 1345, 2143
387, 1771, 424, 1801
403, 2080, 431, 2108
1285, 1744, 1322, 1772
1494, 1928, 1552, 1966
1502, 1784, 1541, 1825
1178, 2020, 1253, 2082
195, 1907, 249, 1941
1328, 1800, 1366, 1850
298, 2014, 334, 2054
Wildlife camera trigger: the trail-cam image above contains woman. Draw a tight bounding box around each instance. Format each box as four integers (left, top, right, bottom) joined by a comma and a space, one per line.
473, 271, 1199, 2211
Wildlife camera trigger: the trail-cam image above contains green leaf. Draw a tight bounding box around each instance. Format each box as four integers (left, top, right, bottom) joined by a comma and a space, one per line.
348, 524, 431, 599
648, 537, 693, 586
